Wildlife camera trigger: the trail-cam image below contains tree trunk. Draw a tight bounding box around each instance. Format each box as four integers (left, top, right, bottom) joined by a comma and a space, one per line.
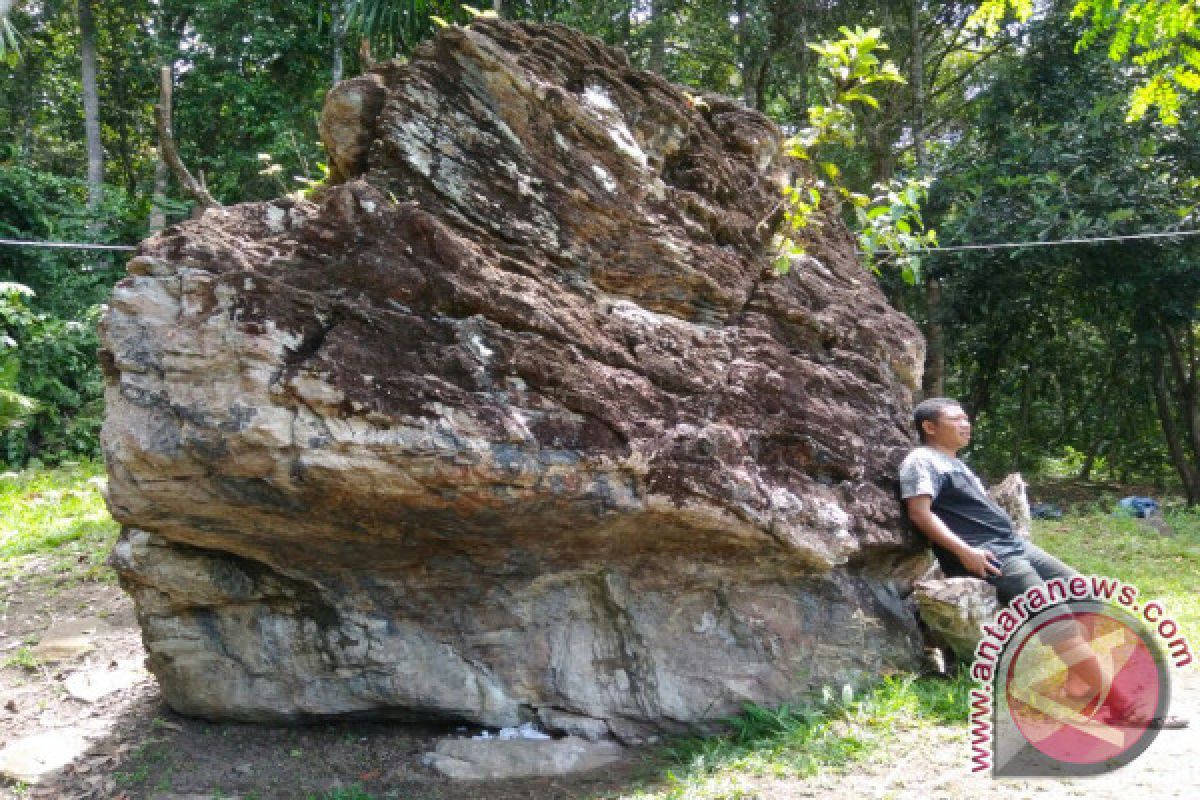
1080, 444, 1098, 481
733, 0, 755, 108
78, 0, 103, 212
1011, 367, 1033, 470
331, 0, 349, 85
921, 276, 945, 397
614, 1, 631, 51
148, 154, 169, 232
647, 0, 667, 75
912, 0, 946, 401
1151, 353, 1200, 504
911, 0, 925, 168
1162, 321, 1200, 465
155, 65, 220, 209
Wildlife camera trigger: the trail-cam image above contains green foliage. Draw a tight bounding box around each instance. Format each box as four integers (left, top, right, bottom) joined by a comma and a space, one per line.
1072, 0, 1200, 123
788, 26, 906, 161
0, 11, 19, 66
974, 0, 1200, 124
1, 304, 106, 466
0, 164, 137, 314
0, 282, 41, 431
623, 668, 973, 799
0, 273, 104, 467
776, 26, 931, 282
920, 11, 1200, 483
967, 0, 1034, 37
343, 1, 482, 58
854, 178, 938, 283
2, 645, 40, 670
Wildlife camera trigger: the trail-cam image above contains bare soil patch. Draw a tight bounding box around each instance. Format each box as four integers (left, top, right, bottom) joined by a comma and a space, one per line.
0, 557, 650, 800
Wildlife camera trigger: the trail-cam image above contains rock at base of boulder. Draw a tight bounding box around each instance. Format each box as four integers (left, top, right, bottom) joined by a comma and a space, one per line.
914, 577, 998, 664
423, 736, 623, 780
537, 709, 611, 742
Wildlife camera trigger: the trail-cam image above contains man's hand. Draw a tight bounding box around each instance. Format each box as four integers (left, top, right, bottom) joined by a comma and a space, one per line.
904, 495, 1004, 578
958, 545, 1003, 578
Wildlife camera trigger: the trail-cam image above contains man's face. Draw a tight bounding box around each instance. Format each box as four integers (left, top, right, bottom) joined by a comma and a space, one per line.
924, 404, 971, 451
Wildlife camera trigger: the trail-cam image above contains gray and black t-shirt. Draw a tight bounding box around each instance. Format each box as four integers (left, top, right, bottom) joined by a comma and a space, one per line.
898, 446, 1025, 576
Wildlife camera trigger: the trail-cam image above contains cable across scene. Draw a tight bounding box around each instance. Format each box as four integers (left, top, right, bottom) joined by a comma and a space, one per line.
0, 237, 137, 252
3, 228, 1200, 256
866, 227, 1200, 255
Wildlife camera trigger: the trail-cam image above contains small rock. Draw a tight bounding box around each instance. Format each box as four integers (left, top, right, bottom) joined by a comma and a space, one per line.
64, 661, 147, 703
424, 735, 623, 780
31, 618, 108, 662
914, 577, 999, 664
538, 708, 610, 742
0, 728, 92, 784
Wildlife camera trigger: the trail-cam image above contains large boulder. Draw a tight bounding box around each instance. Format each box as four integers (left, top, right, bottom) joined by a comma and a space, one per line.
100, 19, 928, 741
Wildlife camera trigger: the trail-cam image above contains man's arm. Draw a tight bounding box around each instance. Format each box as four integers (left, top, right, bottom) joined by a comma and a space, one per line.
904, 494, 1003, 578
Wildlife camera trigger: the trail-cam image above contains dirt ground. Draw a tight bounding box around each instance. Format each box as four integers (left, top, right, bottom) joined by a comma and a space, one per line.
0, 555, 652, 800
1, 550, 1196, 800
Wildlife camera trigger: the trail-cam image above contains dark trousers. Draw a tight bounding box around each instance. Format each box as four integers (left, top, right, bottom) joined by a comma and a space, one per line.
985, 541, 1079, 608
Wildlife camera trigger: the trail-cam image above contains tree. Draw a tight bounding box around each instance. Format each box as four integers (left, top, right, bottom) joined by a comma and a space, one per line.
77, 0, 102, 212
0, 0, 19, 62
972, 0, 1200, 124
925, 6, 1200, 494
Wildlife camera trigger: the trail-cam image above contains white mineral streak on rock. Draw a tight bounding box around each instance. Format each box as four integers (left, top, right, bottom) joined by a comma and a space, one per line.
608, 298, 666, 329
393, 114, 435, 179
590, 163, 618, 193
581, 85, 648, 169
467, 331, 493, 361
582, 85, 617, 113
265, 205, 287, 232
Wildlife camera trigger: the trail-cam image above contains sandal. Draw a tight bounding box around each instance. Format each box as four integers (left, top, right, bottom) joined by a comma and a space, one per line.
1097, 705, 1189, 729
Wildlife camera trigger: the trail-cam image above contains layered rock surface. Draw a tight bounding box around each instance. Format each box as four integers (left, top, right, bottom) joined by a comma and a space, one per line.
100, 19, 928, 739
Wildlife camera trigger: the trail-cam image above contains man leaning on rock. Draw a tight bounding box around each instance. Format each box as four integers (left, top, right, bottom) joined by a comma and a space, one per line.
899, 397, 1186, 729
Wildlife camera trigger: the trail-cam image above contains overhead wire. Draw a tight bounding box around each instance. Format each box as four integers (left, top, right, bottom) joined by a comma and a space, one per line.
0, 237, 137, 252
2, 228, 1200, 257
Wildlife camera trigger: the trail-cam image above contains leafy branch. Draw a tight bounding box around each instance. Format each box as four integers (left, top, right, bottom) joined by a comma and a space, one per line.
971, 0, 1200, 124
774, 26, 935, 284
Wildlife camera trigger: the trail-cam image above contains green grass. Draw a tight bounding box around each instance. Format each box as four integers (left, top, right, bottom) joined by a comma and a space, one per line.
0, 459, 119, 583
1033, 507, 1200, 638
611, 669, 973, 800
304, 787, 376, 800
2, 645, 40, 670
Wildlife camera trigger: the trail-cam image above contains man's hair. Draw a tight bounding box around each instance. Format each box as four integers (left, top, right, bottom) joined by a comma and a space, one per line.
914, 397, 962, 442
